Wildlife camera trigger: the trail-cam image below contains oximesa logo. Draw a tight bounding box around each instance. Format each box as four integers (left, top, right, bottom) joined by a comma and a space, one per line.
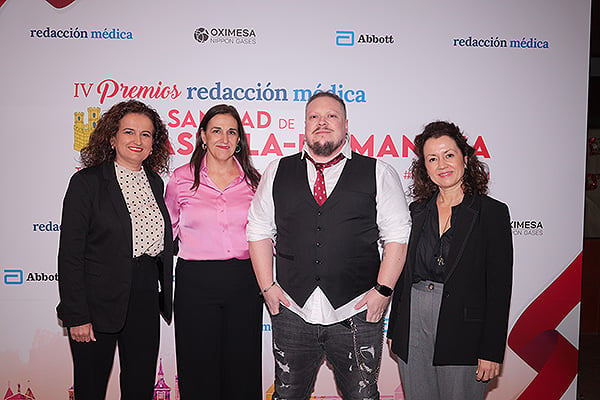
512, 219, 544, 237
194, 27, 209, 43
193, 26, 257, 45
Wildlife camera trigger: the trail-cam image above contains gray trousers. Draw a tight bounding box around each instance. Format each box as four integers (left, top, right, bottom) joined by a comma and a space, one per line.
398, 281, 488, 400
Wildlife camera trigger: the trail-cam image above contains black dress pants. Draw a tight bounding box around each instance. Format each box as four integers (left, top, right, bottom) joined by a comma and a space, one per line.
69, 255, 160, 400
174, 258, 263, 400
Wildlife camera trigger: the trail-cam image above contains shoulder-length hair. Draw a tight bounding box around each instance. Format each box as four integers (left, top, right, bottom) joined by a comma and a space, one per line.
410, 121, 488, 202
189, 104, 260, 191
80, 100, 170, 174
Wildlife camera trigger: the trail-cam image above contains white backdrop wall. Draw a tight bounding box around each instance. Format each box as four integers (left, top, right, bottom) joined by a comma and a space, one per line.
0, 0, 590, 399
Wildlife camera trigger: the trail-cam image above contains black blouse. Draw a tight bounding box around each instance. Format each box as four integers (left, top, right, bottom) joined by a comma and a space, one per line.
412, 194, 466, 283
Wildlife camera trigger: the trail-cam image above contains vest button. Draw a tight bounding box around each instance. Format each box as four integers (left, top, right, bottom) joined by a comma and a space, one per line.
315, 260, 321, 265
316, 242, 321, 247
316, 226, 322, 231
317, 211, 322, 216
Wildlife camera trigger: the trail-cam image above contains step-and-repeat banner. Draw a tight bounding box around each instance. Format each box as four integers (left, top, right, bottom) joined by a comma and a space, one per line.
0, 0, 590, 399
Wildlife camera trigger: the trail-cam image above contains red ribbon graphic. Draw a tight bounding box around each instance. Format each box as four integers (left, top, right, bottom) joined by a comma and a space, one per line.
0, 0, 76, 9
507, 253, 582, 399
46, 0, 76, 8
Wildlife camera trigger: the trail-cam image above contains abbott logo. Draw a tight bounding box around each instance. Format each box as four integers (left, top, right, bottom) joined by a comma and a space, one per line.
336, 31, 354, 46
4, 269, 24, 285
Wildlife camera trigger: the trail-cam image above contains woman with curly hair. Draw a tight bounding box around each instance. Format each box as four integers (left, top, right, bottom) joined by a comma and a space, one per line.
57, 100, 173, 400
165, 104, 262, 399
387, 121, 513, 400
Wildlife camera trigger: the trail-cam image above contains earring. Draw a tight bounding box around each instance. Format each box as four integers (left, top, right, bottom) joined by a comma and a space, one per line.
201, 143, 207, 150
235, 144, 241, 153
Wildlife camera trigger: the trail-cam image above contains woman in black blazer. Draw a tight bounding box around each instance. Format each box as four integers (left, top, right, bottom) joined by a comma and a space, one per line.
387, 121, 513, 400
57, 100, 173, 400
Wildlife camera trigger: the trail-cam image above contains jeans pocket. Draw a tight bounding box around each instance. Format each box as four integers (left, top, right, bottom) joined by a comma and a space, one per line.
348, 311, 385, 385
270, 304, 289, 319
352, 309, 382, 324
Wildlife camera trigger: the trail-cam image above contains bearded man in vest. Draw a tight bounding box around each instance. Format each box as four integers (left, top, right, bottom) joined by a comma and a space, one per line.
248, 92, 411, 400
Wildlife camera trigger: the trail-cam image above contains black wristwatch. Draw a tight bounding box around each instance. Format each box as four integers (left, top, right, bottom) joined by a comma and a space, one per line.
374, 283, 393, 297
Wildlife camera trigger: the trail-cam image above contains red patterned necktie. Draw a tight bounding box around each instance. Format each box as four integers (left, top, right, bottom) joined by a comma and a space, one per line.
305, 153, 345, 206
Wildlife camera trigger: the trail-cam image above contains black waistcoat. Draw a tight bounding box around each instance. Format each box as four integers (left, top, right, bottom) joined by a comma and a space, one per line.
273, 152, 380, 308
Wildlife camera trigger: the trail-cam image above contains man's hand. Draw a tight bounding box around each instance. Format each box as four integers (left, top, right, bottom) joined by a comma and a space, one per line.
355, 242, 406, 322
263, 284, 290, 315
355, 288, 391, 322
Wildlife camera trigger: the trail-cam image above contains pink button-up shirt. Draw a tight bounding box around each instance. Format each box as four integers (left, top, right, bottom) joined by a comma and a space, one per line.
165, 158, 254, 261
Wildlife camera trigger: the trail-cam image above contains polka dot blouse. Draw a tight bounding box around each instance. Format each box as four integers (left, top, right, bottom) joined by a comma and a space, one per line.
115, 162, 165, 258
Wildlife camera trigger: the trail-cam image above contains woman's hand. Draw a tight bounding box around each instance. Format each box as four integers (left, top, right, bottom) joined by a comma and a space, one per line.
476, 359, 500, 381
263, 284, 290, 316
69, 323, 96, 342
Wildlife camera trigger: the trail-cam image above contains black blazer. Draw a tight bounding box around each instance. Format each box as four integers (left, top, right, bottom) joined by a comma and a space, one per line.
388, 193, 513, 365
57, 162, 173, 333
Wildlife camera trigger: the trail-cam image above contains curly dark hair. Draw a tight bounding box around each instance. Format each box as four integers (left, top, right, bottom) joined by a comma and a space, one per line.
189, 104, 261, 191
410, 121, 488, 202
80, 100, 170, 174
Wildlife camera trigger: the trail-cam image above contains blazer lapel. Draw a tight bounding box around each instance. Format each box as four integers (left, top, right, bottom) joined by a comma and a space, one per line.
103, 162, 133, 256
145, 167, 173, 246
406, 201, 428, 272
444, 194, 480, 281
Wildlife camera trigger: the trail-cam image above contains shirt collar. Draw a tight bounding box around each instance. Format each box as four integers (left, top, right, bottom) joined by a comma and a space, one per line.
301, 137, 352, 162
114, 161, 145, 176
427, 191, 471, 211
200, 156, 245, 185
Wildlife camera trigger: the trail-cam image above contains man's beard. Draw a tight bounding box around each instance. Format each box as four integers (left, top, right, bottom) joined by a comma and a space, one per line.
307, 136, 345, 157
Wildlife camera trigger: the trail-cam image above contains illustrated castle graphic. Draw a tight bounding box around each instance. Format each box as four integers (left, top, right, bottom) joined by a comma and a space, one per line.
63, 359, 179, 399
73, 107, 101, 152
153, 359, 177, 400
8, 365, 402, 399
3, 383, 36, 400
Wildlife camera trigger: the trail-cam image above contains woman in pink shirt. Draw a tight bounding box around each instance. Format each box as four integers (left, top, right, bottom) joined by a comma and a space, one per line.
165, 104, 262, 400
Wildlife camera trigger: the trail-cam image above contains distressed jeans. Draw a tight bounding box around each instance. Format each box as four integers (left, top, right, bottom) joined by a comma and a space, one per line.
271, 306, 384, 400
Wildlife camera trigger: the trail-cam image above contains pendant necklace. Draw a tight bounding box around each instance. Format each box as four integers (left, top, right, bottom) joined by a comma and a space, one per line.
436, 212, 452, 266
